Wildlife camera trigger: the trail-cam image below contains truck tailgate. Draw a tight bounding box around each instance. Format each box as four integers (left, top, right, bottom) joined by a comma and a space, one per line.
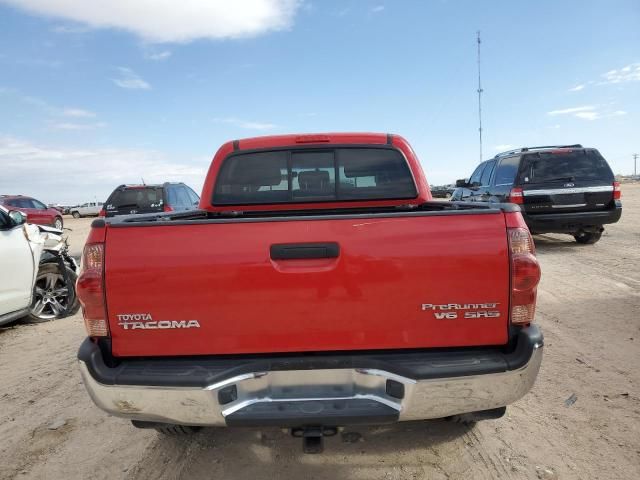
105, 212, 510, 357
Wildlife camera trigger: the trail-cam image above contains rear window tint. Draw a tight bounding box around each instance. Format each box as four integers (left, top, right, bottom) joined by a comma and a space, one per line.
213, 148, 417, 205
480, 160, 496, 186
187, 187, 200, 205
107, 187, 163, 209
494, 156, 521, 186
469, 163, 486, 185
520, 150, 613, 184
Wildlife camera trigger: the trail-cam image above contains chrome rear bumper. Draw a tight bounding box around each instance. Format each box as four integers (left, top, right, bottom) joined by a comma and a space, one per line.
78, 329, 543, 427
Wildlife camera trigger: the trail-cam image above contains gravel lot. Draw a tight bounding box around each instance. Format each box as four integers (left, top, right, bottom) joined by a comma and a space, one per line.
1, 185, 639, 480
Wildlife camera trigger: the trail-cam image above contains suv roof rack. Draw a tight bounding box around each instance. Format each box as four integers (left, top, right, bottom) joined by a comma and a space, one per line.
494, 144, 583, 158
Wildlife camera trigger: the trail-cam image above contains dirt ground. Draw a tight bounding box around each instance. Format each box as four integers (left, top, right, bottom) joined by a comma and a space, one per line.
1, 186, 639, 480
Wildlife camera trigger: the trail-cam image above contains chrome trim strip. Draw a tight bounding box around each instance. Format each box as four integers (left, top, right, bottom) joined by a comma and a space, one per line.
523, 186, 613, 196
551, 204, 587, 208
204, 372, 267, 391
78, 345, 543, 427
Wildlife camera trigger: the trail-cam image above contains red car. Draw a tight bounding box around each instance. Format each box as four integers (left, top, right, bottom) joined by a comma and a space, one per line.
77, 133, 542, 451
0, 195, 64, 230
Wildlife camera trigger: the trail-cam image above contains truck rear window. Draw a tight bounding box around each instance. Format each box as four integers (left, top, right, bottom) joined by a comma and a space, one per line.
213, 148, 417, 205
520, 150, 614, 184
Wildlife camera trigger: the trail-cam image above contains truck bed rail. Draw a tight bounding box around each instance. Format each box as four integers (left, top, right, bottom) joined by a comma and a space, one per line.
95, 201, 520, 228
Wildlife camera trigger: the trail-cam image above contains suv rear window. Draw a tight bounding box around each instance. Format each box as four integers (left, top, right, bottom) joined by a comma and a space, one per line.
519, 150, 614, 184
213, 148, 417, 205
107, 187, 164, 209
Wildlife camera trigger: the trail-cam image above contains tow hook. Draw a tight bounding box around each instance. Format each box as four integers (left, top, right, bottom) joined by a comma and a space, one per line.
291, 426, 338, 454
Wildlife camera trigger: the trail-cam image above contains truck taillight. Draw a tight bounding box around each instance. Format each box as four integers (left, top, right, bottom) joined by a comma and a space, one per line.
509, 187, 524, 204
613, 181, 621, 200
509, 227, 541, 325
77, 243, 109, 337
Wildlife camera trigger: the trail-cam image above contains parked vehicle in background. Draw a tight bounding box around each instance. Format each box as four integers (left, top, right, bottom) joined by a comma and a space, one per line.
48, 204, 65, 214
0, 195, 64, 230
77, 133, 543, 451
101, 182, 199, 217
430, 184, 455, 198
452, 145, 622, 244
0, 207, 42, 326
70, 202, 103, 218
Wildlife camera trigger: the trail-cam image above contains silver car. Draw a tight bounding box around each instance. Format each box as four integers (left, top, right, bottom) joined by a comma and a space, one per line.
70, 202, 103, 218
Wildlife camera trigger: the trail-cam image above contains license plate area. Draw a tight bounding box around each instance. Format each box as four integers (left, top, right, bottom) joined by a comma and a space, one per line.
551, 192, 585, 205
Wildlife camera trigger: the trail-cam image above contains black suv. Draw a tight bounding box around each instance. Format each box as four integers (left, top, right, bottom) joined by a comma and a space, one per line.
452, 145, 622, 244
103, 182, 200, 217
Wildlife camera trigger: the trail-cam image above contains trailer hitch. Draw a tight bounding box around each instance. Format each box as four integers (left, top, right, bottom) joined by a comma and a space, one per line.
291, 426, 337, 454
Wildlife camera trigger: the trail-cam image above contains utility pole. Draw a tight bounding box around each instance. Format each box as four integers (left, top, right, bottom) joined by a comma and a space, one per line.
634, 153, 638, 177
476, 31, 484, 163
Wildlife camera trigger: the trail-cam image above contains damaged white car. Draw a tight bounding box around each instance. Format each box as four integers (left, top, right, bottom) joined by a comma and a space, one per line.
0, 205, 79, 326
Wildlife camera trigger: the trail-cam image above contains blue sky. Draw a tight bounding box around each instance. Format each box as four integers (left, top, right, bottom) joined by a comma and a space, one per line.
0, 0, 638, 204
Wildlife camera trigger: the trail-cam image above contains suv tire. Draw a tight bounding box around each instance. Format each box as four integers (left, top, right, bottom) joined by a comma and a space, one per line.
72, 211, 81, 219
574, 231, 602, 244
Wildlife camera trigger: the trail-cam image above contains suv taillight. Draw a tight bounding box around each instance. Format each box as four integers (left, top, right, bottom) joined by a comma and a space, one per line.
163, 205, 174, 212
77, 243, 109, 337
613, 181, 621, 200
509, 187, 524, 204
508, 227, 541, 325
98, 209, 106, 217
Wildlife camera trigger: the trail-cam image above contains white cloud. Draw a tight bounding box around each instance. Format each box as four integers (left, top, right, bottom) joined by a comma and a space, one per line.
0, 135, 207, 204
574, 111, 600, 121
62, 108, 96, 118
547, 105, 626, 121
214, 117, 277, 130
371, 5, 385, 13
113, 67, 151, 90
146, 50, 172, 61
568, 84, 585, 92
547, 106, 595, 116
601, 63, 640, 84
3, 0, 301, 43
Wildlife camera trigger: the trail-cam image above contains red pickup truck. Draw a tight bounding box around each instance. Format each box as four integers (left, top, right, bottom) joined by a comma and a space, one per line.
77, 133, 542, 451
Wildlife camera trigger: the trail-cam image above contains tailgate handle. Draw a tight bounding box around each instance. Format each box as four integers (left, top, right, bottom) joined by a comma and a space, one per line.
270, 242, 340, 260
